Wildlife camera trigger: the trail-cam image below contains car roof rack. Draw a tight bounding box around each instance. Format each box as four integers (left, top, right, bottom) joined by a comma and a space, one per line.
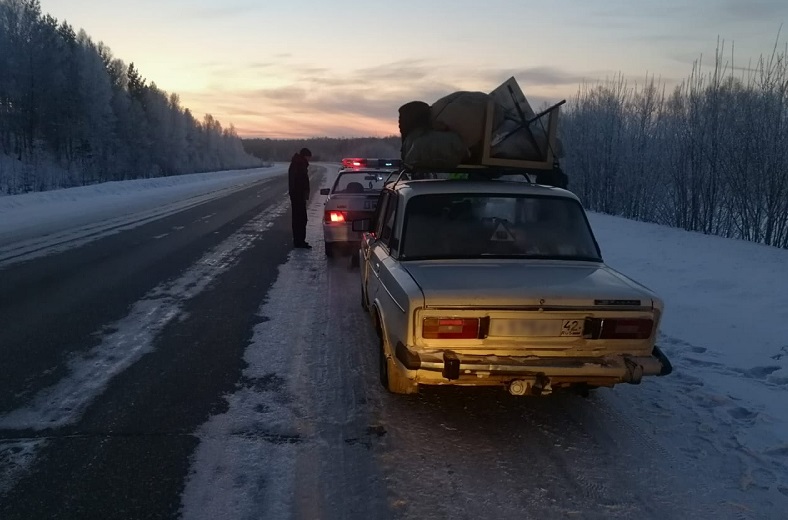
385, 161, 567, 189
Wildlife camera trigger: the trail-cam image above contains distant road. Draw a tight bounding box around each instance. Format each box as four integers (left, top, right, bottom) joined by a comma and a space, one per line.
0, 166, 289, 267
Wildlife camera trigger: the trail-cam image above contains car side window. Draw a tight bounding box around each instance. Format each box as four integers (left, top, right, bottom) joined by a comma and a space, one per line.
372, 191, 390, 237
379, 195, 398, 248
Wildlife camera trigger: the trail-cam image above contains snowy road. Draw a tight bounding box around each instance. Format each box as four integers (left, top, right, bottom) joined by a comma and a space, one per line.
0, 165, 786, 519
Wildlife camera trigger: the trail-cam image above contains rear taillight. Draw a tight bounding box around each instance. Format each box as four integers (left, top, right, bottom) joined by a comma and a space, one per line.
423, 318, 480, 339
585, 318, 653, 339
325, 210, 346, 223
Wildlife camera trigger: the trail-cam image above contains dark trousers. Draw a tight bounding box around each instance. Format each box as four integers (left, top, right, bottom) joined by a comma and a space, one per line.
290, 196, 307, 245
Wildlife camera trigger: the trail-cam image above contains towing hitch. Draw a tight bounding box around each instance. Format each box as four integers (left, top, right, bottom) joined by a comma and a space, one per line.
442, 351, 460, 380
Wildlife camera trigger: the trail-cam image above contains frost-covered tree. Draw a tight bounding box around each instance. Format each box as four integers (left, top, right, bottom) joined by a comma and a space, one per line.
0, 0, 261, 194
562, 39, 788, 249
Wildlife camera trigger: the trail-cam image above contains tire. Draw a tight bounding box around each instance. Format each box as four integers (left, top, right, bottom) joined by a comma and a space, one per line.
324, 242, 334, 257
573, 383, 597, 397
378, 334, 418, 395
360, 284, 369, 312
378, 336, 388, 389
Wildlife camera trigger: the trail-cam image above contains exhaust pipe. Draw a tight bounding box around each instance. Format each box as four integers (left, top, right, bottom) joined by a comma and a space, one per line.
509, 379, 529, 396
508, 376, 552, 396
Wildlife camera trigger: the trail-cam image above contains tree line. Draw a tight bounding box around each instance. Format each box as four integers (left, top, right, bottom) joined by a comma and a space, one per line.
561, 40, 788, 249
0, 0, 261, 195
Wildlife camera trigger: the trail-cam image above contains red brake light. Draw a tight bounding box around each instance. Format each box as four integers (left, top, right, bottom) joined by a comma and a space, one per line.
423, 318, 480, 339
325, 210, 346, 223
597, 318, 653, 339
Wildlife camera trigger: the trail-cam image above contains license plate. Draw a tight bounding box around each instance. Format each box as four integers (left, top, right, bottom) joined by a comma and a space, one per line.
490, 319, 583, 337
560, 319, 583, 337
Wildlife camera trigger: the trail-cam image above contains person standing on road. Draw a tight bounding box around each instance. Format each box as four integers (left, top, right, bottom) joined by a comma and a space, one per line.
289, 147, 312, 249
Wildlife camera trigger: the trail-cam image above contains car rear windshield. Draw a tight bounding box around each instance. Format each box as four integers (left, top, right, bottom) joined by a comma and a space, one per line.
332, 172, 389, 194
400, 193, 601, 261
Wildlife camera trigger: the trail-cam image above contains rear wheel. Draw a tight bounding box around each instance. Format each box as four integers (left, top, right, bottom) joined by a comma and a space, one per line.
378, 336, 388, 388
378, 334, 418, 394
324, 242, 334, 257
572, 383, 597, 397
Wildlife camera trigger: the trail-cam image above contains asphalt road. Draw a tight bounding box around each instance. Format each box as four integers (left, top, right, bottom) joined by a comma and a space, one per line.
0, 170, 313, 519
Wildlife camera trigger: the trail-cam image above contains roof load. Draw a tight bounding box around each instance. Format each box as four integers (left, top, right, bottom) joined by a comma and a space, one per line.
398, 77, 565, 173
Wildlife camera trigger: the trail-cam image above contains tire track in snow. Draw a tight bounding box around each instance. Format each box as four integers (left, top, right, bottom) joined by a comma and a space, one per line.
658, 333, 788, 510
376, 366, 764, 519
600, 377, 788, 518
181, 167, 389, 520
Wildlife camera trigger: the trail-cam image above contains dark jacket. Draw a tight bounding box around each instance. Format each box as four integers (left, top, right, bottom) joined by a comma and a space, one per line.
288, 153, 310, 200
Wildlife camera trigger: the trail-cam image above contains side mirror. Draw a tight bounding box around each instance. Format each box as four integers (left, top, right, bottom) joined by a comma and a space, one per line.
320, 188, 330, 195
352, 218, 372, 232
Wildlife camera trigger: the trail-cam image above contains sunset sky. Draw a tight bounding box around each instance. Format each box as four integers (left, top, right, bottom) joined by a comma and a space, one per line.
39, 0, 788, 139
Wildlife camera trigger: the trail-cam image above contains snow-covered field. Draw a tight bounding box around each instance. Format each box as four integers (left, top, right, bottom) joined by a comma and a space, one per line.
595, 213, 788, 476
1, 165, 786, 517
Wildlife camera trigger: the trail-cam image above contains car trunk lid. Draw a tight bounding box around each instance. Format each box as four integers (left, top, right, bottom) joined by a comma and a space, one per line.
403, 260, 653, 309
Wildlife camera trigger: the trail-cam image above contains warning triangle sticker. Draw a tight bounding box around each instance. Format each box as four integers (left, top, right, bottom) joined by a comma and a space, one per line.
490, 223, 515, 242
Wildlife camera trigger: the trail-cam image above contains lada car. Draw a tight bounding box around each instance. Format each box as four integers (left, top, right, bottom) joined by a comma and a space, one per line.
320, 160, 399, 257
354, 170, 672, 395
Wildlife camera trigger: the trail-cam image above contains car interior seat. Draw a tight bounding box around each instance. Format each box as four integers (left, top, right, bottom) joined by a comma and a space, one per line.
345, 182, 364, 193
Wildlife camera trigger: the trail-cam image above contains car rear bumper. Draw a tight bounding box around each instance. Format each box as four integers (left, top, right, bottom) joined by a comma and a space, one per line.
394, 342, 672, 386
322, 223, 361, 243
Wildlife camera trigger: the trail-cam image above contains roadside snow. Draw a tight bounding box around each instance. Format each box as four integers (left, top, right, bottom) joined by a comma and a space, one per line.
590, 213, 788, 502
181, 170, 389, 520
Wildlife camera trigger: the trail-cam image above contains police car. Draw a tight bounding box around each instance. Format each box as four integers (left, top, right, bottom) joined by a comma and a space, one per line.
320, 159, 401, 257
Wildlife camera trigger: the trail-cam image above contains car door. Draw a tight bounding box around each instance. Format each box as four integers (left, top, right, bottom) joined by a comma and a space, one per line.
360, 190, 389, 295
366, 192, 398, 311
